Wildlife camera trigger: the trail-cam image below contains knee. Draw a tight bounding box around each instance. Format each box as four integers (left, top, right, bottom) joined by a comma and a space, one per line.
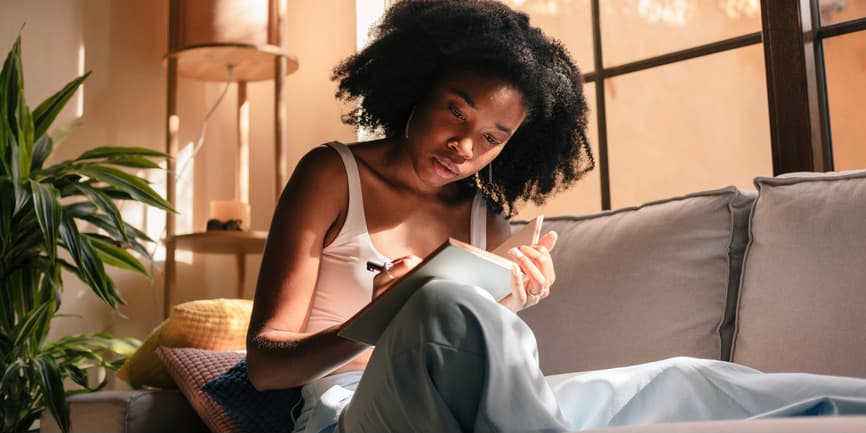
385, 279, 492, 349
404, 279, 492, 321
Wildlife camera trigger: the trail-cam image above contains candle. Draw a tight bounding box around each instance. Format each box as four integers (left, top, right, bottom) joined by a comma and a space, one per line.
209, 200, 250, 230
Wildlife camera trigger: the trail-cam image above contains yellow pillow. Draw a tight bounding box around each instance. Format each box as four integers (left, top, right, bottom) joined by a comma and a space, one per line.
117, 298, 253, 389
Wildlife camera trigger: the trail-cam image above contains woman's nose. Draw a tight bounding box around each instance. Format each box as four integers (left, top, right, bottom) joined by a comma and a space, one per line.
448, 137, 474, 159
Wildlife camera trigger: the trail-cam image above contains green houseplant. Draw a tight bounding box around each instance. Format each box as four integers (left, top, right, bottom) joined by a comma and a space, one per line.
0, 35, 174, 433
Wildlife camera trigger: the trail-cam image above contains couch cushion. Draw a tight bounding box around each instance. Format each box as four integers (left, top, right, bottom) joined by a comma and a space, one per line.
731, 169, 866, 377
117, 298, 252, 388
519, 186, 755, 374
576, 416, 866, 433
38, 390, 208, 433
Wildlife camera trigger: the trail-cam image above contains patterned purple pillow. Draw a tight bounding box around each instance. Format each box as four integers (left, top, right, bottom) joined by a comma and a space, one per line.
156, 347, 301, 433
157, 347, 246, 432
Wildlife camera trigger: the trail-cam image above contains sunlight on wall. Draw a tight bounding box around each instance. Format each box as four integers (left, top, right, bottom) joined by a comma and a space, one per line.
354, 0, 388, 142
134, 138, 195, 265
76, 41, 85, 118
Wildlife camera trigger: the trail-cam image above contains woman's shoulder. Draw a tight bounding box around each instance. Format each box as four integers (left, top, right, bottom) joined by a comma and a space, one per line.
294, 142, 349, 177
282, 143, 351, 202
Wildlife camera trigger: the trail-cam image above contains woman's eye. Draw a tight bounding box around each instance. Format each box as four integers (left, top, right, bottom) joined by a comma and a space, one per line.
484, 134, 501, 146
448, 103, 465, 120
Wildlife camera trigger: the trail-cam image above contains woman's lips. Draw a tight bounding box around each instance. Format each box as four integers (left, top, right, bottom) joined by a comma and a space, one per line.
432, 155, 459, 179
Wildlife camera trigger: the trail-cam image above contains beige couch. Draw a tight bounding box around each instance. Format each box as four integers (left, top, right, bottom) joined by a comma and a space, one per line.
42, 170, 866, 432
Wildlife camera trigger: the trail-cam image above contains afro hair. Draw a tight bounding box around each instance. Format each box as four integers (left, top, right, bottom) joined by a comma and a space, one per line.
332, 0, 595, 216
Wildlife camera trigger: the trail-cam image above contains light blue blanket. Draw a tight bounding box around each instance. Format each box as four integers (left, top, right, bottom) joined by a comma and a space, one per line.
545, 357, 866, 431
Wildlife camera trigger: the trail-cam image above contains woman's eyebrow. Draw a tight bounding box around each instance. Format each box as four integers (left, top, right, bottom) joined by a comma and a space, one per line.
450, 87, 513, 134
449, 87, 477, 110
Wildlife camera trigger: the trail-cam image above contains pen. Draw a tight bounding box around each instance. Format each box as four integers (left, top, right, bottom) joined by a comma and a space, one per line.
366, 260, 389, 273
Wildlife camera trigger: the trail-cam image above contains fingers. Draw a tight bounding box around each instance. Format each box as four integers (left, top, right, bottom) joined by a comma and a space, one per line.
511, 264, 527, 306
539, 230, 558, 251
372, 255, 422, 299
508, 244, 556, 297
519, 245, 555, 291
508, 246, 546, 295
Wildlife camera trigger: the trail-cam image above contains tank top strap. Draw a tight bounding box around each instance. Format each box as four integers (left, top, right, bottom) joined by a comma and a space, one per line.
324, 141, 367, 240
470, 191, 488, 250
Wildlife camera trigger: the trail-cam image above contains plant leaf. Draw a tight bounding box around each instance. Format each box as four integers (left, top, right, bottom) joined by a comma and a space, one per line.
72, 183, 129, 243
81, 234, 125, 308
0, 177, 13, 252
0, 114, 11, 177
31, 133, 54, 170
11, 302, 50, 350
1, 35, 22, 139
29, 180, 61, 263
35, 356, 70, 433
75, 146, 167, 160
0, 37, 15, 173
103, 156, 162, 169
2, 34, 35, 182
59, 215, 121, 309
15, 86, 34, 180
78, 165, 174, 212
31, 71, 90, 141
86, 235, 151, 280
85, 231, 154, 262
0, 360, 22, 396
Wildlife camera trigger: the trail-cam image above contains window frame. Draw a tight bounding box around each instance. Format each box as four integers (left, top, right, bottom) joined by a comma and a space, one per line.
586, 0, 866, 209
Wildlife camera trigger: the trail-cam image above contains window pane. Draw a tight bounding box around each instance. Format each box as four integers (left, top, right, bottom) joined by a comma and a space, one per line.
605, 45, 771, 208
503, 0, 594, 74
823, 30, 866, 170
516, 81, 601, 218
601, 0, 761, 67
820, 0, 866, 26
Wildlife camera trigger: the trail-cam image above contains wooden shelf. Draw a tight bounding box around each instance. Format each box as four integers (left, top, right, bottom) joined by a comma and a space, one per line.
167, 43, 299, 82
163, 0, 292, 317
167, 230, 268, 255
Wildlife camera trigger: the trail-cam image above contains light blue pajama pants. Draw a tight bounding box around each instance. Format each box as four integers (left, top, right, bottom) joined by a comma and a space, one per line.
292, 280, 866, 433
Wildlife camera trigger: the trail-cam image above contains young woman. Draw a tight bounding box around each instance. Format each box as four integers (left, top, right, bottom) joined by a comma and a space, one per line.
246, 1, 591, 431
246, 2, 866, 433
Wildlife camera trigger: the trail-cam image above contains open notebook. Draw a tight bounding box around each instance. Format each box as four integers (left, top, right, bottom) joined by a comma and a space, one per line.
339, 216, 543, 345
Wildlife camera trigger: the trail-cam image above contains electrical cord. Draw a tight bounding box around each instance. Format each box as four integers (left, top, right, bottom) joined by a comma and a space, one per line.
143, 64, 235, 324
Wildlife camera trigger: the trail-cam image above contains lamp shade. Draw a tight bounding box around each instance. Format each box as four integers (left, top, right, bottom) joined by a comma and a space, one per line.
167, 0, 299, 82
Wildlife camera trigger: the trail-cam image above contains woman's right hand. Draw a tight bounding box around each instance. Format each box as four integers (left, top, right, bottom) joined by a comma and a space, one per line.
371, 255, 422, 300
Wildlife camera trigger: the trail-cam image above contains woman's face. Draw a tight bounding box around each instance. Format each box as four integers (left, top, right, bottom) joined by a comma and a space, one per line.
405, 69, 528, 189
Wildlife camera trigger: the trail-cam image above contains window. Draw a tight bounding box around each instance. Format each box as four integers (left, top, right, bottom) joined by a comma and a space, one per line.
817, 1, 866, 170
510, 0, 866, 212
355, 0, 866, 214
510, 0, 771, 211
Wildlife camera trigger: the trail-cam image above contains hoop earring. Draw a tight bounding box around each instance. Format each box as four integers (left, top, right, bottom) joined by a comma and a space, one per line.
488, 164, 493, 184
404, 106, 415, 139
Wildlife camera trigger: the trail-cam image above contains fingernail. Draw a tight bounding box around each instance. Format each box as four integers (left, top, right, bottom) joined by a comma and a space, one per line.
388, 256, 411, 267
510, 247, 524, 257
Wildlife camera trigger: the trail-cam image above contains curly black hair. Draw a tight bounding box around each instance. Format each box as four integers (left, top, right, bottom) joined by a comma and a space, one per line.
332, 0, 594, 217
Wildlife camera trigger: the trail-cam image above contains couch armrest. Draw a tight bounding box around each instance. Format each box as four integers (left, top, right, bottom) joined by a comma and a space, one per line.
39, 390, 209, 433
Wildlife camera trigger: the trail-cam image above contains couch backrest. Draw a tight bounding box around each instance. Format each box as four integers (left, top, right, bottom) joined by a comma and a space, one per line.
519, 187, 755, 375
731, 169, 866, 378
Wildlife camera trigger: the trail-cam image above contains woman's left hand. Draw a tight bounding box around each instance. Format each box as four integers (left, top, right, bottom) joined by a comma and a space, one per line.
499, 230, 558, 313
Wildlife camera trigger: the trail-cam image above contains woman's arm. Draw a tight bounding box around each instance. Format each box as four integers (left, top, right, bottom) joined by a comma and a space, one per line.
245, 146, 368, 391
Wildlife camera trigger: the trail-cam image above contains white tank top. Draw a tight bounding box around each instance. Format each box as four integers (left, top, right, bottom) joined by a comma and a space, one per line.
302, 141, 489, 332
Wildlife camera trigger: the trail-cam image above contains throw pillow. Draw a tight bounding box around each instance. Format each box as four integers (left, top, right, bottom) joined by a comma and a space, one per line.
156, 347, 301, 433
518, 186, 756, 374
117, 298, 253, 388
731, 169, 866, 377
